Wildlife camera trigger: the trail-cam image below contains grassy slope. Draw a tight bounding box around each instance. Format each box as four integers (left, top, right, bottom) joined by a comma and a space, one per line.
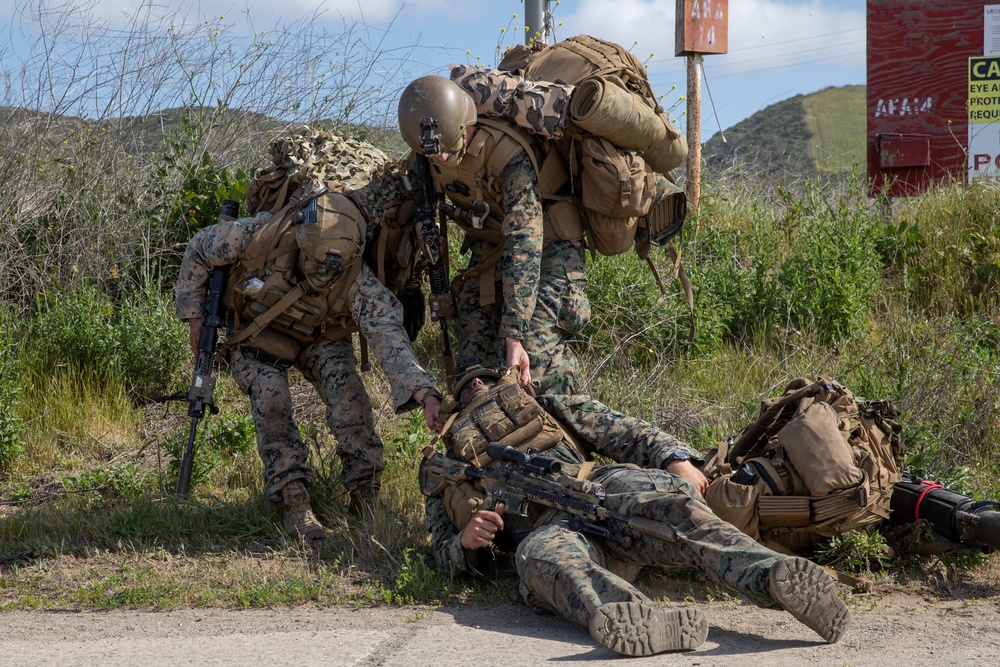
704, 84, 865, 178
803, 85, 866, 174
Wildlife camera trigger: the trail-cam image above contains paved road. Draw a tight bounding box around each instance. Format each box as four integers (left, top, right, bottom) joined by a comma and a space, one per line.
1, 597, 998, 666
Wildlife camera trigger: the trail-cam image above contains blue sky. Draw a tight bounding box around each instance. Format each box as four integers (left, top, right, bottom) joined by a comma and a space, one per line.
0, 0, 865, 134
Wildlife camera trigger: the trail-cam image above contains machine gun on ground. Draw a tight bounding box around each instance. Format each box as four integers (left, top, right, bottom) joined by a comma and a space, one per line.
419, 443, 679, 547
890, 474, 1000, 550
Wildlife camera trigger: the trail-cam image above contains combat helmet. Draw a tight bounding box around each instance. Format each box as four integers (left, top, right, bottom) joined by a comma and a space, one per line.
398, 76, 477, 160
294, 187, 367, 290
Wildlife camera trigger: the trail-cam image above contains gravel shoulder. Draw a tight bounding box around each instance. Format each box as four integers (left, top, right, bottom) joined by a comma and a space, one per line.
2, 583, 999, 666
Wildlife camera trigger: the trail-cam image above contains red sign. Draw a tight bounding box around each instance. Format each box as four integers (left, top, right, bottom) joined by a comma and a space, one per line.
868, 1, 990, 197
675, 0, 729, 56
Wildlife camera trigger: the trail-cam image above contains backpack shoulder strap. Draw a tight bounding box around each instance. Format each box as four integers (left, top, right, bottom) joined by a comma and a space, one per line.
242, 204, 297, 274
477, 118, 542, 181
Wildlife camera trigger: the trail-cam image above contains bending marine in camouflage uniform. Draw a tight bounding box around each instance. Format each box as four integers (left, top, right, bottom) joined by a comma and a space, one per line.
176, 192, 441, 540
421, 367, 852, 657
398, 75, 590, 395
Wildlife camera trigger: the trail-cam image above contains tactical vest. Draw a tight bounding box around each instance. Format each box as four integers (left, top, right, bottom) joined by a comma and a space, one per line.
438, 371, 571, 529
222, 193, 366, 362
432, 121, 585, 246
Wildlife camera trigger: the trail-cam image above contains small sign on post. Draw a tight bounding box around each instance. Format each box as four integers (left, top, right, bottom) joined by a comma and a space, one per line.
674, 0, 729, 212
675, 0, 729, 56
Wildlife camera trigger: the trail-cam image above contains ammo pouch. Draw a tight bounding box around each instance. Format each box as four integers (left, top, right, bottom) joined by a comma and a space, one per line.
438, 369, 571, 530
704, 376, 904, 552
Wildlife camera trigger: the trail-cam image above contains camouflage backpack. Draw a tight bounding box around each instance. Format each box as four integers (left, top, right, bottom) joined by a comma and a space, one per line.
449, 35, 688, 258
702, 377, 904, 553
244, 127, 425, 342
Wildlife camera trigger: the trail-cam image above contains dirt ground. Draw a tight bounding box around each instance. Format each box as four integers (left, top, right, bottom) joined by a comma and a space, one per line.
2, 571, 999, 666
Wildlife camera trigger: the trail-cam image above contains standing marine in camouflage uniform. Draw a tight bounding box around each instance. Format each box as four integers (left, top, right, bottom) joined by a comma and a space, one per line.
421, 367, 851, 657
397, 75, 590, 395
176, 181, 441, 540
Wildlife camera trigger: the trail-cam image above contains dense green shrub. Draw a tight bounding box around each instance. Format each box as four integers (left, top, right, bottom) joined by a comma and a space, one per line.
28, 282, 187, 399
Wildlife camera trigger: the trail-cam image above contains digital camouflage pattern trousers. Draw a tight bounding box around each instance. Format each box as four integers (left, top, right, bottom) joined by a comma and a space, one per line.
230, 339, 383, 503
515, 466, 782, 628
455, 238, 591, 395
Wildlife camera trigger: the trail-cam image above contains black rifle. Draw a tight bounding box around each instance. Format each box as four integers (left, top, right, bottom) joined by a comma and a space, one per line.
156, 268, 227, 498
419, 443, 678, 547
408, 150, 454, 378
891, 474, 1000, 550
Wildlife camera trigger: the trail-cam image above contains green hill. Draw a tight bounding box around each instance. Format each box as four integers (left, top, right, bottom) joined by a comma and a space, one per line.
703, 85, 865, 180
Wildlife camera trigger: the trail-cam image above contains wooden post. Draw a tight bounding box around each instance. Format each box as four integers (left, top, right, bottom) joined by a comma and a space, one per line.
675, 0, 728, 213
686, 54, 702, 211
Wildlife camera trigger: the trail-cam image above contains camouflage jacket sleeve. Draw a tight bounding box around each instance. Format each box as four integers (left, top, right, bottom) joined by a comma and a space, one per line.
498, 152, 544, 341
425, 492, 497, 579
348, 263, 437, 413
174, 212, 273, 319
536, 394, 703, 469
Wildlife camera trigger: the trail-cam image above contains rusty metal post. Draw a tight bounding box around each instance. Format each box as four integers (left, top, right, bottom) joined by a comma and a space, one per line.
685, 54, 702, 212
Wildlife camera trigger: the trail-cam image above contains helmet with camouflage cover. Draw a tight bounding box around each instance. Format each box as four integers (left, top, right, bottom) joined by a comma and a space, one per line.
294, 188, 367, 290
397, 76, 477, 161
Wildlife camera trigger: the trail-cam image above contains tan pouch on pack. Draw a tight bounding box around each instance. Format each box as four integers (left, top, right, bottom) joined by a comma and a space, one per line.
579, 136, 653, 218
704, 475, 761, 541
242, 328, 301, 362
776, 402, 863, 496
585, 211, 639, 256
543, 201, 585, 241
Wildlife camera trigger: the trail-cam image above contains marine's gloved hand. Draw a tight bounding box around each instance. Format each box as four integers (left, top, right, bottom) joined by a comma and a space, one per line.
505, 338, 532, 387
665, 458, 709, 496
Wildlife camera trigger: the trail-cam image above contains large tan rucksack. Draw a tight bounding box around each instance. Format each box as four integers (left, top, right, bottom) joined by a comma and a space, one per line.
702, 377, 904, 553
450, 35, 688, 258
243, 128, 424, 342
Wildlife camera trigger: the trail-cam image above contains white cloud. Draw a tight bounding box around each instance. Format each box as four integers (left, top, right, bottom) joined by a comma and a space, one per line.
560, 0, 865, 69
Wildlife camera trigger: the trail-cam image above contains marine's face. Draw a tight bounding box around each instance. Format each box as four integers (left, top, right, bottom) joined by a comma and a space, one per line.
460, 376, 494, 406
429, 124, 474, 167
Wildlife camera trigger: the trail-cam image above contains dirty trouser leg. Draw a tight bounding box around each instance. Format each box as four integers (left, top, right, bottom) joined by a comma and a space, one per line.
598, 467, 780, 607
298, 337, 384, 494
230, 347, 311, 503
524, 240, 590, 395
515, 522, 656, 629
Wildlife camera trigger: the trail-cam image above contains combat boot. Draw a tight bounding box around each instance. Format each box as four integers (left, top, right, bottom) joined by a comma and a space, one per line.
768, 557, 852, 643
348, 486, 379, 518
589, 602, 708, 656
281, 480, 325, 541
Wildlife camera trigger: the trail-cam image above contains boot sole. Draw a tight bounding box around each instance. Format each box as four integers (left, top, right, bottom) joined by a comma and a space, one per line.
769, 558, 851, 643
589, 603, 708, 656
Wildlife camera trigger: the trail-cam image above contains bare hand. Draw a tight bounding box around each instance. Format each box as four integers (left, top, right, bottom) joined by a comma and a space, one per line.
187, 318, 202, 355
423, 398, 441, 432
504, 338, 531, 387
414, 387, 442, 432
666, 459, 709, 496
460, 503, 506, 551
